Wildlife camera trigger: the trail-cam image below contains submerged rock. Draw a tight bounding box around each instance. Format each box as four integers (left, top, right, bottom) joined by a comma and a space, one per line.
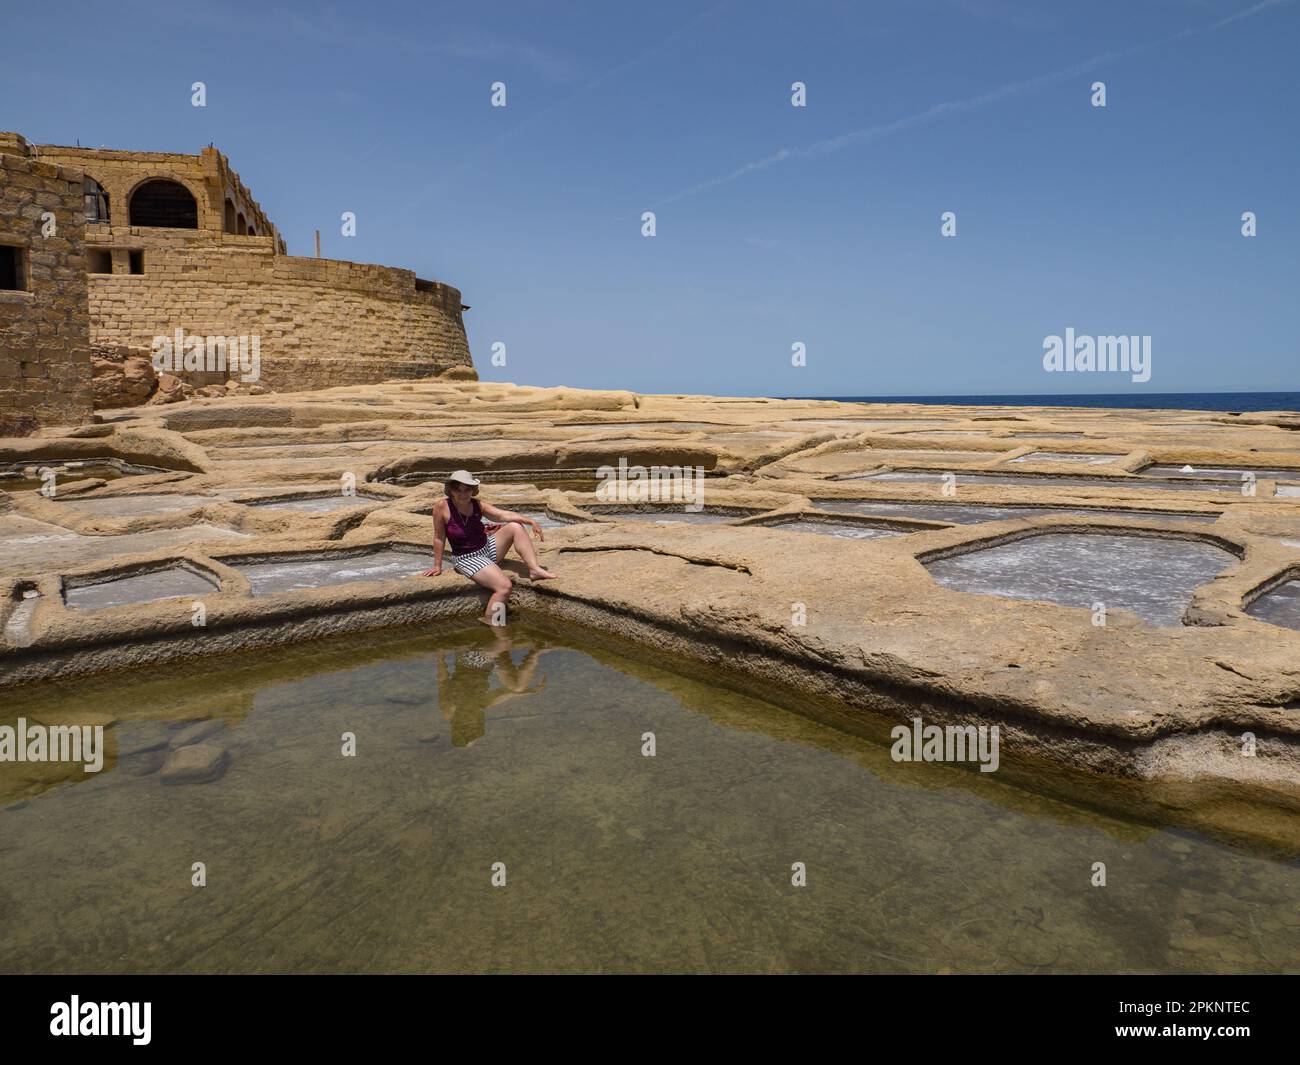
159, 744, 229, 785
121, 749, 167, 777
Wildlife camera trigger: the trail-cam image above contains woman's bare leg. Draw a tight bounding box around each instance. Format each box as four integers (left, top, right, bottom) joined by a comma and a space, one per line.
469, 563, 513, 624
494, 523, 556, 580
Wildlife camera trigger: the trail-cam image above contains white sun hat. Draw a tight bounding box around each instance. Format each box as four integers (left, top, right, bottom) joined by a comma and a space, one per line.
447, 469, 481, 486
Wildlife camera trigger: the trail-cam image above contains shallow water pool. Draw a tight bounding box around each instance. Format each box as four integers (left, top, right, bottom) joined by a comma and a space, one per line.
924, 532, 1236, 626
0, 463, 128, 493
507, 510, 582, 529
54, 494, 216, 516
1141, 464, 1300, 482
247, 494, 388, 512
1246, 580, 1300, 632
230, 547, 434, 596
851, 471, 1243, 493
64, 565, 220, 610
590, 508, 747, 525
812, 500, 1220, 526
0, 623, 1295, 974
758, 518, 905, 540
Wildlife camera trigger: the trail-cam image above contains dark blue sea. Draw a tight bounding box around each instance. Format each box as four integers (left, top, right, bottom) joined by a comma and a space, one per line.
798, 392, 1300, 413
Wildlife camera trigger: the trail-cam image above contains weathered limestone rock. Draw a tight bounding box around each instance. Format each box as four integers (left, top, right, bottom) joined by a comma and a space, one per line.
148, 374, 193, 405
91, 348, 157, 408
1, 377, 1299, 849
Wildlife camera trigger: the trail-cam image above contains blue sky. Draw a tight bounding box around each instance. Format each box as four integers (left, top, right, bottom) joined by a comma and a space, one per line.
6, 0, 1298, 396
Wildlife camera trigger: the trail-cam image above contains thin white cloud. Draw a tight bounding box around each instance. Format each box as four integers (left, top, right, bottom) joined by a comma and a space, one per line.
1174, 0, 1285, 35
653, 50, 1125, 207
655, 0, 1291, 206
1209, 0, 1287, 28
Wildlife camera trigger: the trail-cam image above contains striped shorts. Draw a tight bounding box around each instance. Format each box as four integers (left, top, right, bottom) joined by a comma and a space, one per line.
449, 534, 498, 578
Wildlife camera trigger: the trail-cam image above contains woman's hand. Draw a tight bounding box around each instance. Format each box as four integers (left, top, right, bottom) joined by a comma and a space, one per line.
529, 521, 545, 542
422, 566, 442, 577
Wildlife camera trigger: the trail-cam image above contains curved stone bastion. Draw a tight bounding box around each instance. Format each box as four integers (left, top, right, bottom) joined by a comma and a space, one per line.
3, 380, 1300, 853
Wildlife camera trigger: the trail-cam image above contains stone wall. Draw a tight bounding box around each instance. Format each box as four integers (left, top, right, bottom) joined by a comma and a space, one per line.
0, 136, 93, 429
1, 132, 474, 410
34, 143, 280, 243
86, 235, 472, 390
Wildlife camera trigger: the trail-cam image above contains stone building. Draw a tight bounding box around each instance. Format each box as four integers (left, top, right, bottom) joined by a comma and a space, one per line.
0, 133, 94, 430
0, 131, 473, 423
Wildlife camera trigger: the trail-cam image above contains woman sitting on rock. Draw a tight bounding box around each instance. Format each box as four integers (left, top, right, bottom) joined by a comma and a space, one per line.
424, 470, 557, 624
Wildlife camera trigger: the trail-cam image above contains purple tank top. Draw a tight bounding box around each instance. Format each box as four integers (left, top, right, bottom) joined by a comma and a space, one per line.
444, 497, 487, 553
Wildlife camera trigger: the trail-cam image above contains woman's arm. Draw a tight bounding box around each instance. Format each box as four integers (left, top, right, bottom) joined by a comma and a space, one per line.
424, 501, 448, 575
481, 501, 543, 539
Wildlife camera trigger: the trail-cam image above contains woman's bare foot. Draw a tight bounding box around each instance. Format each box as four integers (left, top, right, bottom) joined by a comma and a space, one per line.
528, 567, 557, 580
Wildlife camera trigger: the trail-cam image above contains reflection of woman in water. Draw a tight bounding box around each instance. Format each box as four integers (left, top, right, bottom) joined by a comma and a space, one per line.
423, 469, 557, 626
437, 629, 550, 747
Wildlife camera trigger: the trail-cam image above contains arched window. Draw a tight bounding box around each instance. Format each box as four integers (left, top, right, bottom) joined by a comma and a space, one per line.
83, 177, 110, 223
129, 179, 198, 229
237, 213, 247, 235
224, 199, 237, 233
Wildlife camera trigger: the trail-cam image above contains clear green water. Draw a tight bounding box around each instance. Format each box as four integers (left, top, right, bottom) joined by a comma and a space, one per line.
1, 623, 1297, 974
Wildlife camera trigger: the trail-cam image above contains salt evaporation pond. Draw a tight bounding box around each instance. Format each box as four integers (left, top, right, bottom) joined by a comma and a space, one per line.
1, 623, 1296, 974
592, 508, 750, 525
1010, 452, 1125, 464
924, 532, 1236, 626
760, 518, 904, 540
852, 471, 1242, 493
230, 547, 434, 596
1246, 580, 1300, 632
507, 510, 580, 529
65, 565, 220, 610
813, 500, 1219, 526
55, 494, 215, 516
248, 494, 388, 512
1, 462, 128, 493
1141, 464, 1300, 482
3, 591, 39, 645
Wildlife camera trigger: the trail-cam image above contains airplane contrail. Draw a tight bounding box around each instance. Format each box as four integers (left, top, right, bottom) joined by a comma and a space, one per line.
653, 0, 1291, 207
